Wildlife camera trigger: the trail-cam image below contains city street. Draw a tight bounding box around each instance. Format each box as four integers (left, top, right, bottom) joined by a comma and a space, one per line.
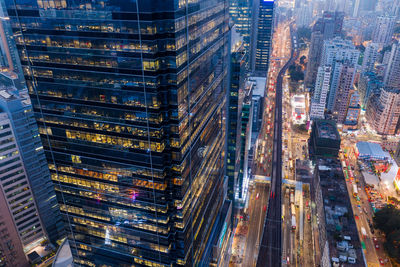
243, 183, 269, 267
340, 144, 391, 267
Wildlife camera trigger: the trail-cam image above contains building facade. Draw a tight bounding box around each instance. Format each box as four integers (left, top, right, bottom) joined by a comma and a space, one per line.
332, 64, 357, 123
366, 87, 400, 135
320, 38, 359, 111
229, 0, 252, 53
344, 90, 361, 129
384, 42, 400, 89
227, 42, 246, 203
305, 11, 344, 88
358, 72, 383, 108
372, 16, 395, 47
310, 66, 331, 120
305, 31, 324, 88
0, 91, 46, 257
0, 88, 64, 245
361, 42, 379, 73
6, 0, 230, 266
250, 0, 274, 75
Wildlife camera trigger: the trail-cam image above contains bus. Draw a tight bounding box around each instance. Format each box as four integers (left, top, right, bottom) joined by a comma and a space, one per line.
291, 215, 296, 230
341, 161, 346, 169
307, 213, 311, 222
291, 204, 296, 216
361, 227, 367, 239
343, 169, 348, 180
282, 204, 285, 220
353, 184, 358, 198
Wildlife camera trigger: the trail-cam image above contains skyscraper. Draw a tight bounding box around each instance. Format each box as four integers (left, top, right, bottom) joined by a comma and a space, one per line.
372, 16, 396, 47
6, 0, 230, 266
229, 0, 252, 53
0, 87, 64, 245
361, 42, 379, 73
227, 37, 246, 203
250, 0, 275, 75
0, 89, 47, 262
384, 42, 400, 89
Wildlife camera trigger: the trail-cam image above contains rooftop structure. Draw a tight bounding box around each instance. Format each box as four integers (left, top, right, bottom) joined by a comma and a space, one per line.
310, 120, 341, 158
52, 239, 72, 267
313, 158, 365, 267
355, 142, 389, 161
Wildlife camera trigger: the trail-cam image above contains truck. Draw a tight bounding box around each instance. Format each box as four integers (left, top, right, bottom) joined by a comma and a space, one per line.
290, 191, 295, 204
353, 184, 358, 198
361, 227, 367, 239
291, 215, 296, 230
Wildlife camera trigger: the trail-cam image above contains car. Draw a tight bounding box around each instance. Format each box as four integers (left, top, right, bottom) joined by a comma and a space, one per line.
379, 258, 385, 265
263, 205, 267, 212
375, 244, 379, 249
256, 193, 259, 199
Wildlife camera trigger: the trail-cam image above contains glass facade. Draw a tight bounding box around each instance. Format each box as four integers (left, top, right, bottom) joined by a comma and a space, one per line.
229, 0, 252, 53
226, 44, 246, 203
5, 0, 230, 266
251, 0, 274, 75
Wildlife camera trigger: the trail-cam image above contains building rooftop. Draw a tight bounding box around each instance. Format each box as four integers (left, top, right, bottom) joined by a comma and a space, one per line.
315, 120, 340, 140
356, 142, 388, 160
248, 76, 266, 97
317, 158, 365, 267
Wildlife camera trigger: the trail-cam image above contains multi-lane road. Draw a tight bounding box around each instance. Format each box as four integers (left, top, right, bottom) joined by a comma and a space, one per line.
242, 183, 269, 267
256, 25, 298, 267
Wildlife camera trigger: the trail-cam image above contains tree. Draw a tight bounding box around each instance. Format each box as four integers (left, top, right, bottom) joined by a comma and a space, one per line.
300, 56, 306, 65
374, 205, 400, 263
297, 27, 311, 41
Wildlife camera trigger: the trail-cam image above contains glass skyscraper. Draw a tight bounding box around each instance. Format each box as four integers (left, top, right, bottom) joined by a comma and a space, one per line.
250, 0, 274, 75
5, 0, 230, 266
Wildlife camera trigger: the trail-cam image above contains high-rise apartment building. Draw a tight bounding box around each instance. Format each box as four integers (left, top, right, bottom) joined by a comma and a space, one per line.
372, 16, 395, 47
361, 42, 379, 73
310, 66, 331, 119
332, 64, 357, 123
250, 0, 274, 75
6, 0, 230, 266
305, 32, 324, 88
354, 0, 377, 16
0, 89, 47, 261
295, 2, 313, 27
366, 87, 400, 135
320, 38, 359, 111
304, 11, 344, 88
384, 42, 400, 89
